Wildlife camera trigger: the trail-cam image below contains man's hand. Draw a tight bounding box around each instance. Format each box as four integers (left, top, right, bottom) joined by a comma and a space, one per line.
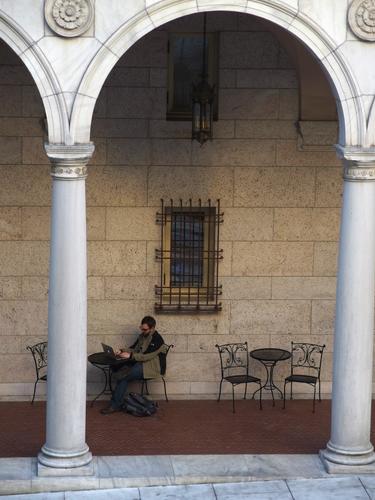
117, 351, 131, 359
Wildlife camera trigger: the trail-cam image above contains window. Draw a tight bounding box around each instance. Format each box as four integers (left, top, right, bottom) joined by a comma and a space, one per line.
167, 33, 218, 120
155, 199, 223, 312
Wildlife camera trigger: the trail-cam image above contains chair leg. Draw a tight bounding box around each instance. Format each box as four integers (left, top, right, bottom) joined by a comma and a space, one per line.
290, 381, 293, 401
283, 380, 287, 409
162, 377, 168, 402
232, 385, 235, 413
318, 378, 322, 402
243, 382, 248, 400
31, 379, 38, 404
313, 384, 316, 413
258, 383, 262, 410
217, 379, 223, 402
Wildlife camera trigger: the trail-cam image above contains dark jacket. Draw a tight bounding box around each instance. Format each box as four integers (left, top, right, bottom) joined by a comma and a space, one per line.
129, 331, 167, 379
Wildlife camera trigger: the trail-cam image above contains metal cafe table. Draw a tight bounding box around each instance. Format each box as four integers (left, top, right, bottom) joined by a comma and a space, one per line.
88, 352, 126, 406
250, 348, 291, 406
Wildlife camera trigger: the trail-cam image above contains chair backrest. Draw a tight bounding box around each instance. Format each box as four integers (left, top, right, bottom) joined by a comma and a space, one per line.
215, 342, 249, 378
290, 342, 325, 377
159, 343, 174, 376
27, 341, 48, 378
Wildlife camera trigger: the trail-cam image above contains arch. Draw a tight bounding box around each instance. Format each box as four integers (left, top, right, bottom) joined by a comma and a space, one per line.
0, 10, 70, 144
71, 0, 365, 148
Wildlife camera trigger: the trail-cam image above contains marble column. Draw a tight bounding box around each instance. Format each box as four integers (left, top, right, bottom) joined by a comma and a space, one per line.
37, 143, 95, 476
320, 147, 375, 473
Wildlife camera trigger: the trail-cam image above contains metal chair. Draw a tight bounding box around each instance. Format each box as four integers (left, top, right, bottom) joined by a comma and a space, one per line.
26, 341, 48, 404
283, 342, 325, 413
141, 344, 174, 402
216, 342, 262, 413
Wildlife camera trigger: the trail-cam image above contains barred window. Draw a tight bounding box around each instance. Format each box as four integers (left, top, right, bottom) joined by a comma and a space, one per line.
155, 199, 223, 312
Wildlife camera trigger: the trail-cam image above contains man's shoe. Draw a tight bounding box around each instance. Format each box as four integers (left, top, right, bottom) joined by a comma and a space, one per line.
100, 406, 119, 415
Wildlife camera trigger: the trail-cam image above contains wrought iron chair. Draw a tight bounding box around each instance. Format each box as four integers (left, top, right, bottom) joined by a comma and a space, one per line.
26, 341, 48, 404
283, 342, 325, 413
216, 342, 262, 413
141, 344, 174, 402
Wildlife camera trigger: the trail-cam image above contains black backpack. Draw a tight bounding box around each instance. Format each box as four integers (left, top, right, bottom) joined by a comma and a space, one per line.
122, 392, 158, 417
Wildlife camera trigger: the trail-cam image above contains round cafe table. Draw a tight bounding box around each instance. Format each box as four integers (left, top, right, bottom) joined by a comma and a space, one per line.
250, 348, 291, 406
88, 352, 127, 407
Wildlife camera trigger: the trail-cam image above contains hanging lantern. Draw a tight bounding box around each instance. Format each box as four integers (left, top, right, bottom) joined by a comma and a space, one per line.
192, 13, 215, 145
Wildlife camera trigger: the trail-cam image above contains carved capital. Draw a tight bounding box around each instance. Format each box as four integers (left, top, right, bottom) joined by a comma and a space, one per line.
336, 145, 375, 181
45, 143, 95, 180
348, 0, 375, 41
44, 0, 94, 38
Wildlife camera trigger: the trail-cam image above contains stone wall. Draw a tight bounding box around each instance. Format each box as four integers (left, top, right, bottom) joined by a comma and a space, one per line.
0, 12, 342, 400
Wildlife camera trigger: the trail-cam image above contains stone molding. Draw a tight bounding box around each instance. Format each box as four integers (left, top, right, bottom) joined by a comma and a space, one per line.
44, 0, 94, 38
45, 143, 95, 180
336, 145, 375, 181
348, 0, 375, 41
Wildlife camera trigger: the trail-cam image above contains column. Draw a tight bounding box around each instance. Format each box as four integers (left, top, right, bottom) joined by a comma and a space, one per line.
37, 143, 95, 476
320, 147, 375, 473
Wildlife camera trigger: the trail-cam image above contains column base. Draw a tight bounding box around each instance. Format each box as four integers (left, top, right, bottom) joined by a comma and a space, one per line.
320, 441, 375, 473
37, 444, 93, 476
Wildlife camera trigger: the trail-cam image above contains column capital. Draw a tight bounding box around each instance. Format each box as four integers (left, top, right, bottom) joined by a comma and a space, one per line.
336, 145, 375, 181
45, 143, 95, 180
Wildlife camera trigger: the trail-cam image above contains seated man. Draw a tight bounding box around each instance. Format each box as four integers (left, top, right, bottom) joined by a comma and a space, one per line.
101, 315, 166, 415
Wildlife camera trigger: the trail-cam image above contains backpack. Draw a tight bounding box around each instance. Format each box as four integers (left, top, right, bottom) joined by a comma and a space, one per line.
122, 392, 158, 417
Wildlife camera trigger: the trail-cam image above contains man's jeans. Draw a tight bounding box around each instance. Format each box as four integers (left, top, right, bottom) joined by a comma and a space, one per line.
111, 362, 144, 409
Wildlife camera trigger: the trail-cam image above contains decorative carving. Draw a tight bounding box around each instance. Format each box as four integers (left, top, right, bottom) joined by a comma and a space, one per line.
336, 145, 375, 181
45, 143, 94, 180
44, 0, 94, 38
348, 0, 375, 41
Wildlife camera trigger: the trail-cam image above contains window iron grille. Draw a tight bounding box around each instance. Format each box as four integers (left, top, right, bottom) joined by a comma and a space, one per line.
155, 199, 223, 313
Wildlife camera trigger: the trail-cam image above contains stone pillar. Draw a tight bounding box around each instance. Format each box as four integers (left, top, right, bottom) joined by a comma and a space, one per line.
320, 147, 375, 473
37, 143, 95, 476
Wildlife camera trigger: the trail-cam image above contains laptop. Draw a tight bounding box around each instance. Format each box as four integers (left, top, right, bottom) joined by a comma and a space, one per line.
101, 343, 120, 359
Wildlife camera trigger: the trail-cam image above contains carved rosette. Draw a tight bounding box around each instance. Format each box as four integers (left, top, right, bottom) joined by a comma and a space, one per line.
45, 143, 95, 180
348, 0, 375, 41
44, 0, 94, 38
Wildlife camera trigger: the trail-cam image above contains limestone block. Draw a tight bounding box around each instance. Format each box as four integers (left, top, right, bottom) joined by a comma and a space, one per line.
190, 382, 218, 396
87, 207, 106, 241
311, 300, 335, 335
220, 32, 279, 68
0, 117, 43, 137
21, 207, 50, 240
270, 333, 333, 353
118, 31, 167, 68
152, 139, 191, 165
219, 89, 279, 119
192, 139, 276, 167
237, 69, 298, 89
0, 166, 50, 206
148, 166, 234, 207
234, 167, 315, 207
86, 166, 147, 206
88, 241, 146, 276
0, 241, 49, 276
0, 300, 47, 336
276, 141, 340, 167
21, 277, 49, 300
221, 208, 273, 241
0, 277, 21, 300
22, 137, 49, 165
232, 242, 313, 276
107, 138, 151, 165
150, 68, 167, 87
104, 276, 155, 300
0, 137, 21, 164
0, 336, 21, 354
149, 120, 191, 138
188, 334, 244, 353
273, 208, 340, 241
272, 277, 336, 300
237, 13, 267, 31
278, 89, 299, 120
0, 353, 36, 382
213, 121, 235, 139
219, 69, 236, 88
87, 300, 146, 335
88, 277, 105, 300
105, 67, 149, 87
235, 120, 296, 139
313, 242, 338, 277
220, 277, 271, 300
106, 207, 158, 240
107, 87, 166, 119
22, 86, 45, 117
0, 208, 21, 240
218, 241, 232, 277
168, 352, 218, 382
0, 86, 22, 116
145, 241, 159, 277
156, 303, 230, 336
315, 167, 343, 208
92, 119, 148, 138
230, 300, 311, 334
